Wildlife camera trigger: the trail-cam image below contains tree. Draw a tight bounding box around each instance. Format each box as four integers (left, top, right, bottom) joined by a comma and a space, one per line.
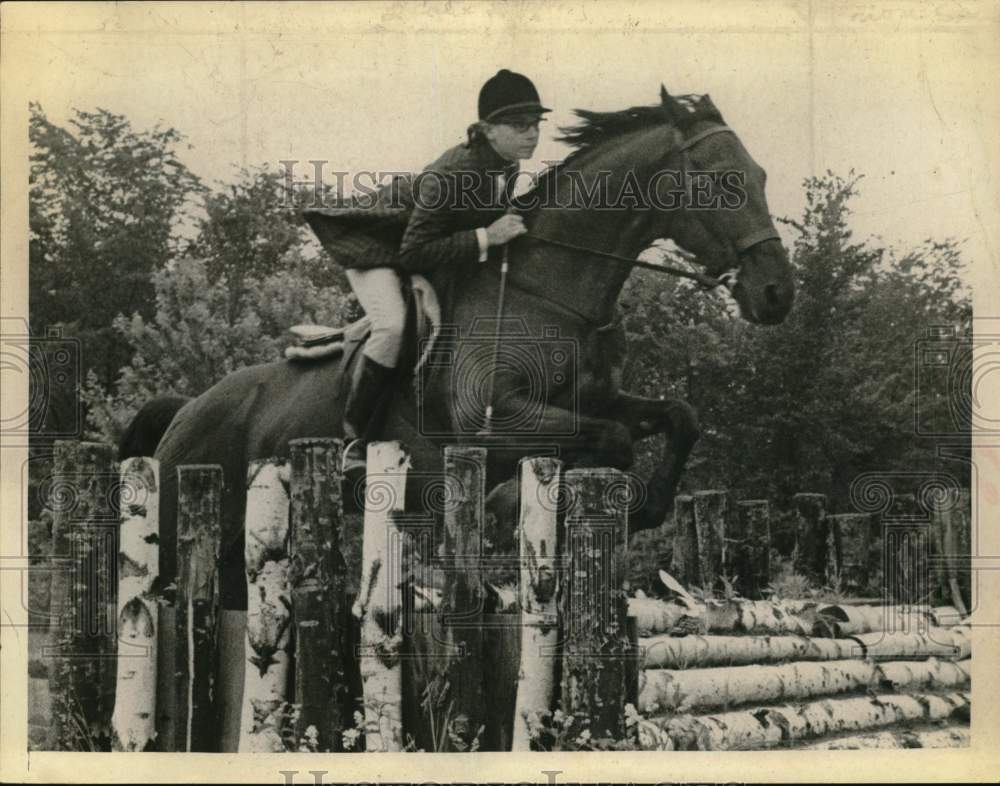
82, 166, 357, 444
29, 104, 204, 439
184, 166, 343, 325
622, 172, 971, 509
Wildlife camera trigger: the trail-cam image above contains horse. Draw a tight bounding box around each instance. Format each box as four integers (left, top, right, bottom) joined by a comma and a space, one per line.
146, 87, 794, 750
118, 395, 190, 460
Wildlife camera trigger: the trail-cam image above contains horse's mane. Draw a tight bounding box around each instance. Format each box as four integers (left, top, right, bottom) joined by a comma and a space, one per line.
516, 93, 725, 209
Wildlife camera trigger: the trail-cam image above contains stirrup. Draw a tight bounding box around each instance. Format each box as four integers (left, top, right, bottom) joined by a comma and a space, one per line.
342, 437, 367, 476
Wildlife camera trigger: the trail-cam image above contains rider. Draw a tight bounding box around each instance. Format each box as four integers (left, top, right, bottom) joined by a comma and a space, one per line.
342, 69, 550, 467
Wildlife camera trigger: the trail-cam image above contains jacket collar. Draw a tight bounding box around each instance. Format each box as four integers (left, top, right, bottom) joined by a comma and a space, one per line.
469, 137, 519, 174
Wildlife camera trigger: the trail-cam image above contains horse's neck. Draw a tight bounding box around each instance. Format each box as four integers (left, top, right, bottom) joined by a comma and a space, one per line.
508, 125, 683, 324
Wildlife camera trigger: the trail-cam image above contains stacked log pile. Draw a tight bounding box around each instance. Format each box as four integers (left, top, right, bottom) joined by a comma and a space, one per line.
630, 592, 971, 750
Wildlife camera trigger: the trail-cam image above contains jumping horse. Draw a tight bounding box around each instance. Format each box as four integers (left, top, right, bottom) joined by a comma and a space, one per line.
145, 87, 795, 750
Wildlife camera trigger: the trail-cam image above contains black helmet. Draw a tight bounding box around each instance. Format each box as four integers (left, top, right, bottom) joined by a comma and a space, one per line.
478, 69, 551, 121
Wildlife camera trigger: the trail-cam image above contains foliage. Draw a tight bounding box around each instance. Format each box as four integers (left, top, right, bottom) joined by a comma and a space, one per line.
81, 254, 353, 444
80, 163, 357, 445
29, 104, 205, 416
623, 171, 972, 514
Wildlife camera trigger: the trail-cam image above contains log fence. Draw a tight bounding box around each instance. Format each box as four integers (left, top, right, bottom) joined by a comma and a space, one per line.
27, 438, 973, 752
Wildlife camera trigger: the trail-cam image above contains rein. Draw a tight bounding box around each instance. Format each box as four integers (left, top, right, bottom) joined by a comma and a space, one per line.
520, 234, 725, 289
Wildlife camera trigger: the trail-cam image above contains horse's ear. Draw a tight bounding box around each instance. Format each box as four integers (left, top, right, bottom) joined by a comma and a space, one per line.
660, 84, 686, 123
697, 93, 723, 120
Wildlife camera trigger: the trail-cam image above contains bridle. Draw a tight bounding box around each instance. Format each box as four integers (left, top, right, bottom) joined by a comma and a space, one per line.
520, 123, 781, 292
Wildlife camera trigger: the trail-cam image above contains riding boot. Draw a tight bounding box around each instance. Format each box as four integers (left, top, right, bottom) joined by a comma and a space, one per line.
342, 355, 396, 473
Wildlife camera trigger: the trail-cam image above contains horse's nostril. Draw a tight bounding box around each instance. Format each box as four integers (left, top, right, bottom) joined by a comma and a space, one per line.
765, 283, 780, 307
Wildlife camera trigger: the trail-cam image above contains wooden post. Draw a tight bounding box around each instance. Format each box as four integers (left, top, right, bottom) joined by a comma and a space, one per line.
353, 441, 409, 752
732, 500, 770, 599
511, 456, 562, 751
830, 513, 873, 594
670, 495, 696, 588
437, 445, 487, 750
239, 458, 292, 752
111, 457, 160, 751
930, 491, 971, 614
560, 467, 631, 741
175, 464, 222, 752
793, 493, 828, 583
289, 437, 347, 752
48, 440, 116, 751
692, 490, 727, 592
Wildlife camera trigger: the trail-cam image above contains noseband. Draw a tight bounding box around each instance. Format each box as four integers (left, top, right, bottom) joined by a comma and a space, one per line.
675, 124, 782, 272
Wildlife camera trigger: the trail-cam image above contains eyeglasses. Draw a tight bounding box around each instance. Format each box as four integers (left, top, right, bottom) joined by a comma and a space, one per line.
498, 118, 544, 133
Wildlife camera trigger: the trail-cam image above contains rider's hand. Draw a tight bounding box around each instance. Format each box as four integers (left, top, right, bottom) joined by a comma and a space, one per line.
485, 214, 526, 247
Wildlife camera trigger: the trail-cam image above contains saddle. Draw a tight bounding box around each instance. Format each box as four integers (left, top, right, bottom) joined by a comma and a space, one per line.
284, 274, 441, 372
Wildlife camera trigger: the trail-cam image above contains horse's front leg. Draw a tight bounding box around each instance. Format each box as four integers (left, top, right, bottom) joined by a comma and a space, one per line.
602, 391, 701, 535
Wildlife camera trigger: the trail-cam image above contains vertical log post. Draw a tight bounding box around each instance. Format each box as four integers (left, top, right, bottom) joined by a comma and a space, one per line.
732, 500, 770, 599
560, 468, 631, 741
239, 459, 292, 752
793, 493, 828, 584
511, 456, 562, 751
174, 464, 222, 752
883, 494, 930, 609
353, 441, 410, 752
670, 494, 696, 588
692, 490, 727, 592
930, 491, 970, 614
48, 440, 116, 751
437, 445, 487, 750
111, 457, 160, 751
830, 513, 873, 595
289, 437, 348, 752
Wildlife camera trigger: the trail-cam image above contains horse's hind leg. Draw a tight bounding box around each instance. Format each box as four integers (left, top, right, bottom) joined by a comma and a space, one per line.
604, 392, 701, 535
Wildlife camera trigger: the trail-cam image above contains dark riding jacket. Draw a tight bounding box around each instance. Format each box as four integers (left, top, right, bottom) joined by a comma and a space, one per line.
398, 138, 517, 271
303, 138, 517, 275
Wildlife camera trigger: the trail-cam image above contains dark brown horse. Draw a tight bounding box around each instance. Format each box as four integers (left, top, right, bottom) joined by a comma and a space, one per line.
148, 87, 793, 749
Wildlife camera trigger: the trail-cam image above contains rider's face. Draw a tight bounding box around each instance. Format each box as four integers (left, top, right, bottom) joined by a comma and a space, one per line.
484, 114, 543, 161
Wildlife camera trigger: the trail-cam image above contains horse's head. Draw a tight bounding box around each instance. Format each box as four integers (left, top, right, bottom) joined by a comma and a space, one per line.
653, 87, 794, 324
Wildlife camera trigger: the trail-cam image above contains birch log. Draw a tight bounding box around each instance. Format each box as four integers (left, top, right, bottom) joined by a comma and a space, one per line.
48, 441, 116, 751
238, 459, 292, 753
646, 691, 970, 750
804, 726, 970, 749
816, 603, 932, 636
289, 438, 347, 752
853, 627, 970, 660
876, 657, 970, 690
560, 468, 631, 740
638, 659, 877, 713
629, 597, 819, 636
639, 634, 860, 669
111, 457, 160, 751
511, 456, 561, 751
174, 465, 222, 752
352, 441, 409, 752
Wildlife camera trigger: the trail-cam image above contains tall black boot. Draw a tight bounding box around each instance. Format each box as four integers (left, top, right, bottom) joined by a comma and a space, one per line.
342, 355, 395, 472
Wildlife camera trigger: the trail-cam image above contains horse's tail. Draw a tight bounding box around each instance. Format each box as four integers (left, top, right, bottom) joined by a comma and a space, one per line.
119, 395, 191, 459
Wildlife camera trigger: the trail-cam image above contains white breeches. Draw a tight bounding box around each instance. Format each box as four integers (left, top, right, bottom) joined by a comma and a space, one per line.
345, 266, 406, 369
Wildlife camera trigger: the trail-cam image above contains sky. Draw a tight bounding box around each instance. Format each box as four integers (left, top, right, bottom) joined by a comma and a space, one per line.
3, 1, 999, 296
